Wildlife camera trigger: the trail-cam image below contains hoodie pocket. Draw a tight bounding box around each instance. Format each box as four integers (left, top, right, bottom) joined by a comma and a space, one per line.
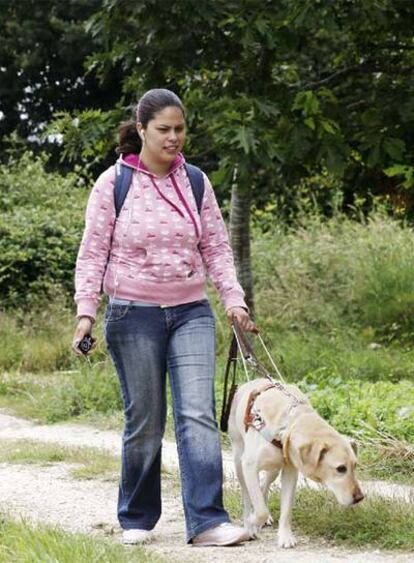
136, 248, 198, 282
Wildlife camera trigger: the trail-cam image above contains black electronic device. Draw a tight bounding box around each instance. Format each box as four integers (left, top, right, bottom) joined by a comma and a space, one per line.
77, 334, 95, 355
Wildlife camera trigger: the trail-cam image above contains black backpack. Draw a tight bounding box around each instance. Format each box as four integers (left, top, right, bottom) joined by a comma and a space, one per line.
114, 161, 205, 218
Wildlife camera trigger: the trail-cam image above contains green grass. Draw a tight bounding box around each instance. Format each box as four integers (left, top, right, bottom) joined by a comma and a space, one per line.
0, 515, 162, 563
285, 488, 414, 550
0, 440, 119, 481
304, 379, 414, 441
265, 329, 414, 384
0, 301, 77, 374
3, 213, 414, 378
0, 368, 177, 443
1, 366, 413, 483
225, 487, 414, 550
253, 214, 414, 333
0, 362, 122, 423
358, 446, 414, 485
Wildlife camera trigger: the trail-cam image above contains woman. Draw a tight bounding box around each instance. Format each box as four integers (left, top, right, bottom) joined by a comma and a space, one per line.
73, 88, 255, 546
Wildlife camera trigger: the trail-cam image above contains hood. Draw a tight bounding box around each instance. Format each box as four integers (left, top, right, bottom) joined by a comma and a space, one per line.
118, 152, 185, 178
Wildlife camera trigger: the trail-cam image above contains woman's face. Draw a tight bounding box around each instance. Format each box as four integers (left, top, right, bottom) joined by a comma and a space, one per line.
138, 105, 186, 166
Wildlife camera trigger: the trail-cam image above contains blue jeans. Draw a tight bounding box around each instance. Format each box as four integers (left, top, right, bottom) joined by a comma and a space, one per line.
104, 299, 230, 541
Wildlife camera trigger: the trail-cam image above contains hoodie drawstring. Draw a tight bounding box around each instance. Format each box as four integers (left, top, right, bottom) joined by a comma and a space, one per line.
148, 175, 186, 219
147, 172, 200, 240
170, 173, 200, 240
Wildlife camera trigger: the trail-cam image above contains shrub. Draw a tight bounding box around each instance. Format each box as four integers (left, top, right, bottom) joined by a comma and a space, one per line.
0, 152, 89, 306
253, 213, 414, 335
303, 378, 414, 441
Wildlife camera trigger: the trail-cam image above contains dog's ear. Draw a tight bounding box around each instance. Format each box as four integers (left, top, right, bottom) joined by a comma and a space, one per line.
349, 438, 358, 455
299, 441, 328, 477
342, 435, 358, 456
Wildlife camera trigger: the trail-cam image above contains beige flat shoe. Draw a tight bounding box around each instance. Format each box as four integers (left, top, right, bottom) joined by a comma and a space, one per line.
192, 523, 250, 547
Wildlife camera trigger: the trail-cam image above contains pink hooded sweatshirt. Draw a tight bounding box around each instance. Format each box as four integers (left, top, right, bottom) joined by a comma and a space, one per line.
75, 153, 246, 319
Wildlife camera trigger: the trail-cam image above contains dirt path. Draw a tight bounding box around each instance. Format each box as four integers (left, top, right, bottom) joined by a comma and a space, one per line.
0, 410, 412, 563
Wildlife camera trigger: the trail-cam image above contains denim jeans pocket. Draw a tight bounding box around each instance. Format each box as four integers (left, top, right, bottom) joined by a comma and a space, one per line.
198, 299, 214, 318
104, 304, 130, 323
184, 299, 214, 320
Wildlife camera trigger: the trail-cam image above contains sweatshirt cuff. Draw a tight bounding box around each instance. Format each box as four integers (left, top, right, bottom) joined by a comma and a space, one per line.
76, 299, 98, 321
223, 292, 248, 312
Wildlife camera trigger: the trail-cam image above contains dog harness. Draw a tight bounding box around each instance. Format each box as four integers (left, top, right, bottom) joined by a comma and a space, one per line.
221, 319, 308, 458
244, 383, 284, 449
244, 382, 308, 453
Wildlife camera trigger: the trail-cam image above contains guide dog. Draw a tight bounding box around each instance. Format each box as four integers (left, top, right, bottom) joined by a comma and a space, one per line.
228, 378, 364, 548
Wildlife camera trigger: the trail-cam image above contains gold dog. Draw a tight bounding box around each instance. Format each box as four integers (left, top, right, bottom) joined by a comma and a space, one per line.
228, 377, 364, 548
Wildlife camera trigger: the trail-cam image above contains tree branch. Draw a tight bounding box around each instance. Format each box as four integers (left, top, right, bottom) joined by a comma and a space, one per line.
289, 60, 414, 92
288, 63, 371, 91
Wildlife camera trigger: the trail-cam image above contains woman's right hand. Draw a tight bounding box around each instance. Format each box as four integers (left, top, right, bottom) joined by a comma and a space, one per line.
72, 316, 94, 356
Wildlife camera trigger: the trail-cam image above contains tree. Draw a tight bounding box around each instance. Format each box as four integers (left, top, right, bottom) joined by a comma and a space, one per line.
29, 0, 414, 309
0, 0, 120, 165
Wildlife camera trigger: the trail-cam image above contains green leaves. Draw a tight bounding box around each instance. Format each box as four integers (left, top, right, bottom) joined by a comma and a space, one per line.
44, 108, 121, 168
383, 138, 406, 162
2, 0, 413, 221
293, 90, 321, 116
0, 152, 88, 306
324, 145, 346, 177
0, 0, 116, 161
384, 165, 414, 189
234, 126, 257, 155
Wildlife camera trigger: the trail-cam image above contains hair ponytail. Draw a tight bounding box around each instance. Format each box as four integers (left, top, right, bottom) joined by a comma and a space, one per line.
116, 120, 141, 155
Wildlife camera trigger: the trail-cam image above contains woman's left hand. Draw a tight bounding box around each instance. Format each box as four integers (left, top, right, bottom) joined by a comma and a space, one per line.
226, 306, 257, 333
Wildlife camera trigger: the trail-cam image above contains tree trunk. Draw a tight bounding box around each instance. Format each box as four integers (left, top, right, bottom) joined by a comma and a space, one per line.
229, 173, 254, 315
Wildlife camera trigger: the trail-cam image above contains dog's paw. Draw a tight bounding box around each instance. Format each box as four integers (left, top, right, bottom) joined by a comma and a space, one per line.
245, 516, 259, 538
245, 510, 270, 538
245, 514, 260, 539
256, 509, 271, 529
277, 529, 297, 549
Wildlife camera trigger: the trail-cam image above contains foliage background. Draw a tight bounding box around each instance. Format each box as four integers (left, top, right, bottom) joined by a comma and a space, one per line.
0, 1, 413, 458
1, 0, 414, 208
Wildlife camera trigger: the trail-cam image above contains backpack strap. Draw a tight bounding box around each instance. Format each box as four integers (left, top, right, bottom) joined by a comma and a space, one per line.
114, 163, 134, 218
114, 161, 205, 218
184, 163, 205, 214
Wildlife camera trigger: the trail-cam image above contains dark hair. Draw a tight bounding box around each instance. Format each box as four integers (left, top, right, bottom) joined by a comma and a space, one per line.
116, 88, 185, 155
116, 120, 141, 155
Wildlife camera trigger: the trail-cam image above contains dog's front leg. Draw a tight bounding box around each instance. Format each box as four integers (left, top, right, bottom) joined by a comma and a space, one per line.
260, 469, 279, 526
278, 465, 298, 548
242, 449, 270, 537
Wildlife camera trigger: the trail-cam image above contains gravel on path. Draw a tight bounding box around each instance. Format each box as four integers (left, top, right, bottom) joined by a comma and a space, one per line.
0, 410, 412, 563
